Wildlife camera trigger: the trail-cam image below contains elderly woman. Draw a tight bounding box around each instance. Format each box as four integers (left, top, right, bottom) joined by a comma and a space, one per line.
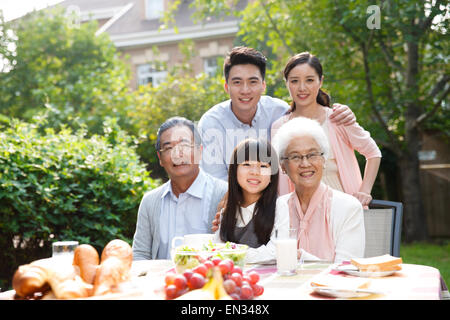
272, 117, 365, 263
271, 52, 381, 207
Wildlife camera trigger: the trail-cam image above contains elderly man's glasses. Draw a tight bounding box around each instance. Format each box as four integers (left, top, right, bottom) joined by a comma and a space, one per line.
281, 152, 324, 163
159, 141, 195, 153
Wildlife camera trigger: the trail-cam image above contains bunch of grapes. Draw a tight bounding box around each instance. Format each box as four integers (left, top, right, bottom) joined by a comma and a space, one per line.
164, 257, 264, 300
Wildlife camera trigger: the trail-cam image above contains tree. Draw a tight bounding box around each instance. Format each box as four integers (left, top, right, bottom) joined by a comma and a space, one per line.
0, 7, 133, 135
167, 0, 449, 242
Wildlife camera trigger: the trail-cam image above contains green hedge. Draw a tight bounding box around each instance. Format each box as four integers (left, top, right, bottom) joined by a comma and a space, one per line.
0, 118, 159, 290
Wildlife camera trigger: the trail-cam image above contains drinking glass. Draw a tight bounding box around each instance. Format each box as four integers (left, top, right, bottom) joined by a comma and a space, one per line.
52, 241, 79, 264
275, 228, 298, 276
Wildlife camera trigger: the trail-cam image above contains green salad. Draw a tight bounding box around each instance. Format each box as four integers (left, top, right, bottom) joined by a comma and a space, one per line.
173, 245, 204, 272
173, 241, 248, 272
207, 241, 248, 267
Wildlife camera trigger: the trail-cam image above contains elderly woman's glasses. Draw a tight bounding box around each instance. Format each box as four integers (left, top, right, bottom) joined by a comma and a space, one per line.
281, 152, 324, 163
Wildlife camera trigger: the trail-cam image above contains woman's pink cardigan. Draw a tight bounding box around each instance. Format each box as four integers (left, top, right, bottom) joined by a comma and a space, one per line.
271, 108, 382, 197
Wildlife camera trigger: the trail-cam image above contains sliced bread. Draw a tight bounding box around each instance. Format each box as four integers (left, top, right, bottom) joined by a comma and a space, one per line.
351, 254, 402, 271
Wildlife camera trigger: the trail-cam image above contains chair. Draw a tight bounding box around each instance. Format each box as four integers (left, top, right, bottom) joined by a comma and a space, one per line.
363, 199, 403, 258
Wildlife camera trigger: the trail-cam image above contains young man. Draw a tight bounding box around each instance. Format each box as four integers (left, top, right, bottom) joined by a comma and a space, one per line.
132, 117, 227, 260
198, 46, 355, 181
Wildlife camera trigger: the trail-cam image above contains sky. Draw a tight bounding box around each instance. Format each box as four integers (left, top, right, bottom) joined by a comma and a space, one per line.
0, 0, 64, 21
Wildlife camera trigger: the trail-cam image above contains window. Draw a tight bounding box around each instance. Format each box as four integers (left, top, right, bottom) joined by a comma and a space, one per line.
145, 0, 164, 20
204, 56, 219, 77
137, 64, 167, 87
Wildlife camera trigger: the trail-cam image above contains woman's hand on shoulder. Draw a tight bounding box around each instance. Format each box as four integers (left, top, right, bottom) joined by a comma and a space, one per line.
352, 191, 372, 207
329, 103, 356, 126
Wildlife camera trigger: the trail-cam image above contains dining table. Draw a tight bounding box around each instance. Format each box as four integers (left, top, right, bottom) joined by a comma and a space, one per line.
0, 259, 446, 300
248, 261, 444, 300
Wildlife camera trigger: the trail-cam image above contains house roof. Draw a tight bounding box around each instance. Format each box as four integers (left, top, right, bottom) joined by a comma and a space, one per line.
53, 0, 245, 48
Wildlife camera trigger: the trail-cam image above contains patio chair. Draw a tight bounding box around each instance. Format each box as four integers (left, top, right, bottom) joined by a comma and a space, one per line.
363, 199, 403, 258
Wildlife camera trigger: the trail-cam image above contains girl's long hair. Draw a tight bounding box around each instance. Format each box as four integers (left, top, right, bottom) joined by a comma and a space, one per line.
220, 139, 279, 245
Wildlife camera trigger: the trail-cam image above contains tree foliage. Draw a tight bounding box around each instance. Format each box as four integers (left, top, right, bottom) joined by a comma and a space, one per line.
0, 8, 133, 134
0, 117, 158, 289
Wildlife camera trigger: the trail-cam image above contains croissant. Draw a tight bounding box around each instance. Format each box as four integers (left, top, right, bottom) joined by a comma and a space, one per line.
12, 258, 91, 299
12, 258, 53, 298
47, 266, 92, 299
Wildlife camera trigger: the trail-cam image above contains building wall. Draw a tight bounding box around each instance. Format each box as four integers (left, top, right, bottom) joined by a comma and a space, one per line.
120, 37, 235, 90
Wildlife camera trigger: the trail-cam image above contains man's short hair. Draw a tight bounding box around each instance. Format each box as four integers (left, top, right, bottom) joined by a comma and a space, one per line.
155, 117, 202, 152
223, 46, 267, 82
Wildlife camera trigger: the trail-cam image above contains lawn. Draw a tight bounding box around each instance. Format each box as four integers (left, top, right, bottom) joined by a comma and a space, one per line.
400, 241, 450, 289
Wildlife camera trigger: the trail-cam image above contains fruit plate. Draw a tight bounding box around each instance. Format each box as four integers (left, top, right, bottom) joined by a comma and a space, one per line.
333, 264, 397, 277
164, 257, 264, 300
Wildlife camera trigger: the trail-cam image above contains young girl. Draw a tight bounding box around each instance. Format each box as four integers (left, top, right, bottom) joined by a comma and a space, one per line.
214, 138, 290, 263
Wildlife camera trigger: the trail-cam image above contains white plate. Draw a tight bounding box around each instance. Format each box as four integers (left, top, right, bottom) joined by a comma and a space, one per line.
312, 287, 375, 299
334, 264, 397, 277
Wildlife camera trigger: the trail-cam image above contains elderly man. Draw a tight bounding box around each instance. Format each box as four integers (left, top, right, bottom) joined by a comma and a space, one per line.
198, 46, 356, 181
132, 117, 227, 260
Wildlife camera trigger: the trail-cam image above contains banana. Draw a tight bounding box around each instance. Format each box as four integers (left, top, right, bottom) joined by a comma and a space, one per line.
213, 269, 232, 300
175, 267, 232, 300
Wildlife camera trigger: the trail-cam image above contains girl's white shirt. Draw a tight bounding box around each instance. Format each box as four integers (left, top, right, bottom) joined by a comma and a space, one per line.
214, 197, 290, 263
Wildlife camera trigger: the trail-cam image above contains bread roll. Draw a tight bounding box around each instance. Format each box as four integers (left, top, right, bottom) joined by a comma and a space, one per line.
93, 257, 129, 296
93, 240, 133, 296
100, 239, 133, 268
73, 244, 100, 284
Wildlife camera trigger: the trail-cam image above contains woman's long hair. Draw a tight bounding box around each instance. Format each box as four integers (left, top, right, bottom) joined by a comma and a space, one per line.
220, 139, 279, 245
283, 52, 331, 111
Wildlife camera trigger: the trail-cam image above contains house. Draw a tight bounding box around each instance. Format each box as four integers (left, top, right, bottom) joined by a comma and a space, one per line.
55, 0, 247, 90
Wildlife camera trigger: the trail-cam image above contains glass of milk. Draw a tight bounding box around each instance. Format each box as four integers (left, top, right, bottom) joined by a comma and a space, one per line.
275, 228, 298, 276
52, 241, 79, 264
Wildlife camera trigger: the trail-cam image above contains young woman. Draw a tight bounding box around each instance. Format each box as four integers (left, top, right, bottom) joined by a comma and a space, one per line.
214, 138, 289, 263
271, 52, 382, 207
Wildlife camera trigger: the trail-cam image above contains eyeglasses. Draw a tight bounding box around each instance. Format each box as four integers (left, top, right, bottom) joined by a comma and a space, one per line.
159, 142, 195, 153
281, 152, 324, 163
